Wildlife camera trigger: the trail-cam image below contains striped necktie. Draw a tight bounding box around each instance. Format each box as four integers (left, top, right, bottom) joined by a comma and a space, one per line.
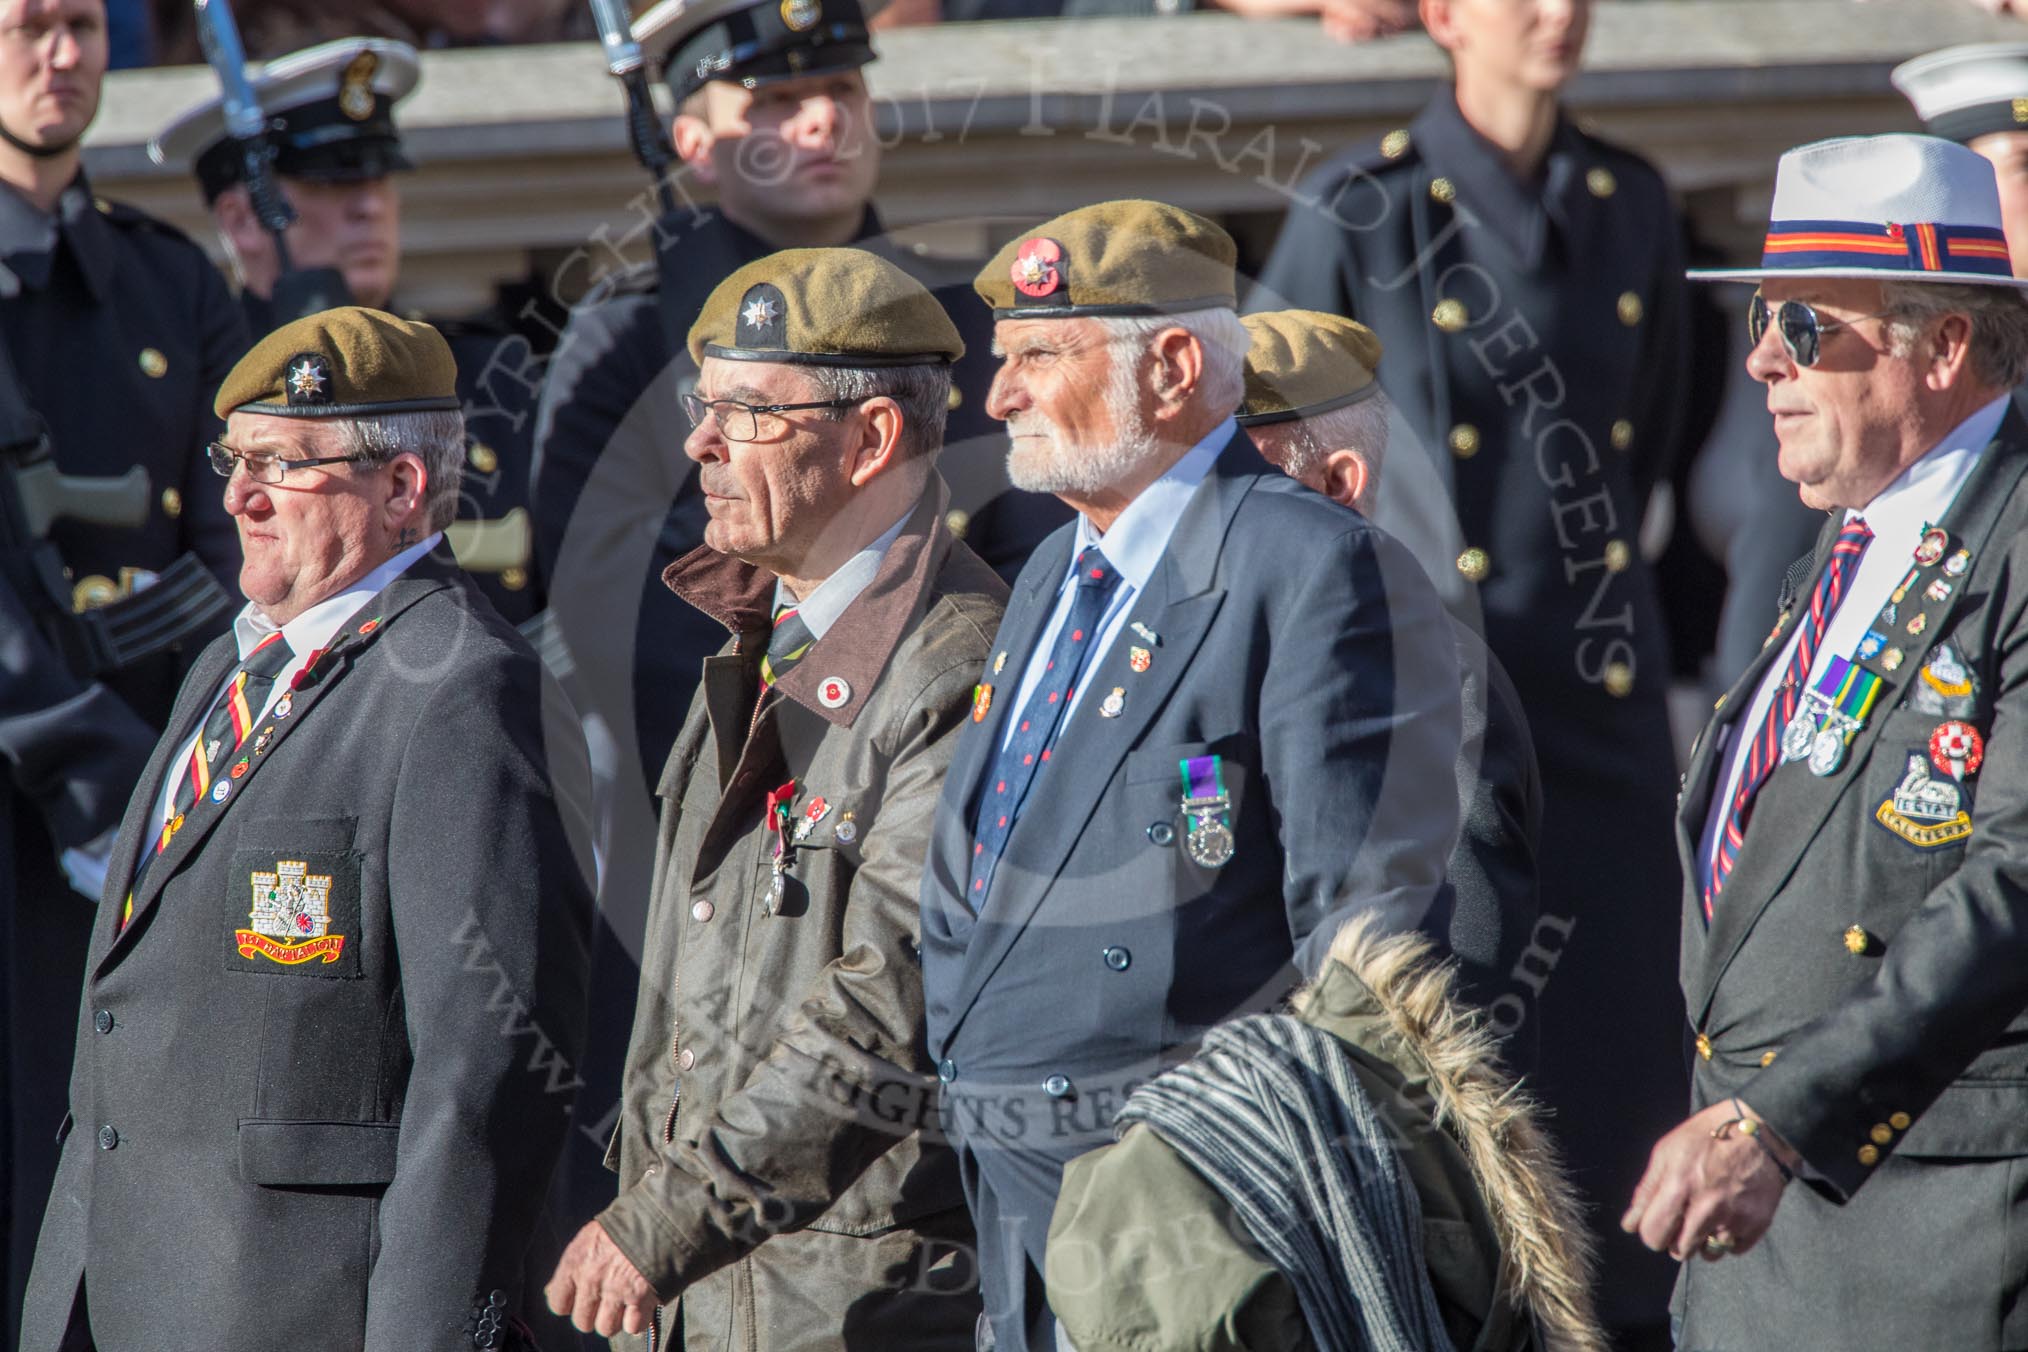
1705, 518, 1872, 920
160, 632, 295, 847
760, 602, 816, 688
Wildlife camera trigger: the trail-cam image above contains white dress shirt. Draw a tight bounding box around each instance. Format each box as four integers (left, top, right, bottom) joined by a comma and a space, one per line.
146, 534, 440, 836
1696, 397, 2005, 892
772, 508, 911, 639
1001, 419, 1233, 749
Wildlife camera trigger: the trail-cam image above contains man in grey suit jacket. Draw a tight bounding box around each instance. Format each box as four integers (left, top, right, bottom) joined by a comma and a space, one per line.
1235, 308, 1545, 1070
20, 308, 594, 1352
916, 200, 1464, 1352
1623, 135, 2028, 1350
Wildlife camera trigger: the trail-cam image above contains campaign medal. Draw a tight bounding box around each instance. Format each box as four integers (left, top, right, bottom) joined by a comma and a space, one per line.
1787, 657, 1883, 776
1929, 721, 1985, 782
764, 780, 797, 912
1178, 755, 1235, 868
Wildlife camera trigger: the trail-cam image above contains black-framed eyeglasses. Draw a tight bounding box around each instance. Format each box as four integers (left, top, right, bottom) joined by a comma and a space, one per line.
207, 441, 374, 485
679, 392, 875, 443
1748, 293, 1897, 368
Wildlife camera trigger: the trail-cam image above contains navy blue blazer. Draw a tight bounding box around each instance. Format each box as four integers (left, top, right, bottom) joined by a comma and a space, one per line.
917, 432, 1464, 1351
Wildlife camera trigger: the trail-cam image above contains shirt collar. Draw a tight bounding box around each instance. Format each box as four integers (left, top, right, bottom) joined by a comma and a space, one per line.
233, 533, 442, 662
1070, 418, 1234, 591
774, 507, 912, 640
1848, 395, 2009, 538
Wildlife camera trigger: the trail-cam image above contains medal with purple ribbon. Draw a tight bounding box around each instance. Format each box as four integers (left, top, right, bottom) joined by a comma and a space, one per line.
1178, 755, 1234, 868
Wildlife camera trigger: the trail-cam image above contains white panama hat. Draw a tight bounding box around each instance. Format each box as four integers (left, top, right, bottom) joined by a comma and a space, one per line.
1689, 134, 2028, 288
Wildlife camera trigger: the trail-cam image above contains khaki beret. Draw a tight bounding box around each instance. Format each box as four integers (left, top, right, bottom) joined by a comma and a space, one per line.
688, 247, 964, 368
974, 200, 1237, 320
1236, 310, 1384, 426
216, 306, 459, 419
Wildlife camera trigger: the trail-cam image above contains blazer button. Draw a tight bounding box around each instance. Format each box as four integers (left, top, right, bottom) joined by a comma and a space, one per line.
677, 1047, 696, 1072
1044, 1074, 1074, 1099
97, 1124, 118, 1150
93, 1009, 113, 1034
1146, 822, 1175, 847
692, 899, 714, 923
1102, 946, 1131, 971
937, 1058, 957, 1083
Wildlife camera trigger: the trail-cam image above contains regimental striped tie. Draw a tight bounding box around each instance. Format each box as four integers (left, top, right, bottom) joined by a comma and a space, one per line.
760, 603, 816, 688
146, 632, 295, 864
1705, 518, 1872, 921
966, 546, 1122, 908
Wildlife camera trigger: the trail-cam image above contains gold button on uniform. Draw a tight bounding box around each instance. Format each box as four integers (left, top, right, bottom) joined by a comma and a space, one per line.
1611, 419, 1634, 451
138, 347, 167, 378
1587, 167, 1617, 198
500, 566, 527, 592
1617, 292, 1644, 327
160, 487, 182, 518
1870, 1124, 1893, 1146
945, 508, 971, 539
1432, 299, 1469, 333
946, 385, 963, 411
1380, 128, 1411, 159
1429, 176, 1457, 204
1844, 925, 1870, 955
1890, 1112, 1911, 1131
72, 575, 118, 611
1456, 547, 1490, 583
1695, 1033, 1713, 1061
1858, 1144, 1880, 1166
1759, 1049, 1779, 1067
1448, 424, 1480, 458
1604, 661, 1635, 698
468, 443, 498, 474
1604, 540, 1631, 574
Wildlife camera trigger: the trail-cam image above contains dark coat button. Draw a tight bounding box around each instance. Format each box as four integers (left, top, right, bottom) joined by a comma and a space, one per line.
1147, 822, 1175, 846
97, 1124, 118, 1150
1044, 1074, 1073, 1098
1102, 946, 1131, 971
93, 1009, 113, 1034
937, 1058, 956, 1083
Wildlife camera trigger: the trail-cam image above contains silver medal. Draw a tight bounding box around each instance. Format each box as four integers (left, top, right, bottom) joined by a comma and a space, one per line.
1781, 707, 1817, 762
1185, 818, 1235, 868
1808, 727, 1847, 777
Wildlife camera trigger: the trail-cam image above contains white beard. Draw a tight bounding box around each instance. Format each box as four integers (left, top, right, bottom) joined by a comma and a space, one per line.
1004, 347, 1163, 495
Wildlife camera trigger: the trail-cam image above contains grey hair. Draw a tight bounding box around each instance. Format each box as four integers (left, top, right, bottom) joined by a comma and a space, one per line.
1879, 280, 2028, 390
801, 361, 954, 462
1094, 308, 1249, 415
330, 408, 467, 532
1276, 388, 1395, 489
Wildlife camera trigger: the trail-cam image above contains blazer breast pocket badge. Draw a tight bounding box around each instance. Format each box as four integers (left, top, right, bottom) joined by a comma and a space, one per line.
227, 851, 363, 977
1874, 724, 1984, 850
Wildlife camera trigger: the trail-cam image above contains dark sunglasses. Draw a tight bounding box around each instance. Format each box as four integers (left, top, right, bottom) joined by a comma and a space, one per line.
1747, 292, 1896, 368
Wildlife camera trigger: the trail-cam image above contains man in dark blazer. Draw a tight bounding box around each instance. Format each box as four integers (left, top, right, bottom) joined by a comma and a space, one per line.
20, 308, 594, 1352
1235, 308, 1544, 1071
1623, 134, 2028, 1350
917, 200, 1465, 1352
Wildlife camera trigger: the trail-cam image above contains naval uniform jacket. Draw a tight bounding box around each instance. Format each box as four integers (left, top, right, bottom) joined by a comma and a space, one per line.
1674, 412, 2028, 1351
917, 433, 1465, 1351
1254, 88, 1692, 1321
19, 554, 595, 1352
598, 481, 1003, 1351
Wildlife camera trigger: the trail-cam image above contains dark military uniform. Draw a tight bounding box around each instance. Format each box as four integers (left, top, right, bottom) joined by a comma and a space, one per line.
0, 175, 246, 1337
1255, 88, 1692, 1328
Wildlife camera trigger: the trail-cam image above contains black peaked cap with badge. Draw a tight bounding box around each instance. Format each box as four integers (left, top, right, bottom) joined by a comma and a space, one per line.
149, 38, 419, 202
1235, 309, 1383, 426
216, 306, 459, 419
636, 0, 875, 103
974, 199, 1238, 318
688, 246, 964, 367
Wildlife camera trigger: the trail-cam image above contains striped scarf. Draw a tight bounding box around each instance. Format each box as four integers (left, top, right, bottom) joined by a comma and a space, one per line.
1116, 1014, 1458, 1352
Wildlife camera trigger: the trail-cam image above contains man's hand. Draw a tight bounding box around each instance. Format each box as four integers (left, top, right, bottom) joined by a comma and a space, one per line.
1622, 1099, 1795, 1261
545, 1219, 659, 1338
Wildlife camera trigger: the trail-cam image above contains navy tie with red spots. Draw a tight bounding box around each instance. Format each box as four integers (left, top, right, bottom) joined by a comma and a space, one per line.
967, 545, 1122, 908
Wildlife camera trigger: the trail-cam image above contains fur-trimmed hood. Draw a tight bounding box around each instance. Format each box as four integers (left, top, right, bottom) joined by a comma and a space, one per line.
1294, 916, 1608, 1352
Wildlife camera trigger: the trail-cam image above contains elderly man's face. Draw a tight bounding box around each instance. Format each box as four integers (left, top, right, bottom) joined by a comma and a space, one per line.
987, 318, 1151, 494
684, 357, 862, 573
0, 0, 103, 154
222, 412, 406, 625
1746, 278, 1927, 512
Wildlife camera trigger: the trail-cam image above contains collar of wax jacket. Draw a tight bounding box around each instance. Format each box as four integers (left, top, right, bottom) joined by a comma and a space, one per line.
772, 508, 911, 640
663, 474, 959, 728
1410, 87, 1592, 271
0, 172, 117, 300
